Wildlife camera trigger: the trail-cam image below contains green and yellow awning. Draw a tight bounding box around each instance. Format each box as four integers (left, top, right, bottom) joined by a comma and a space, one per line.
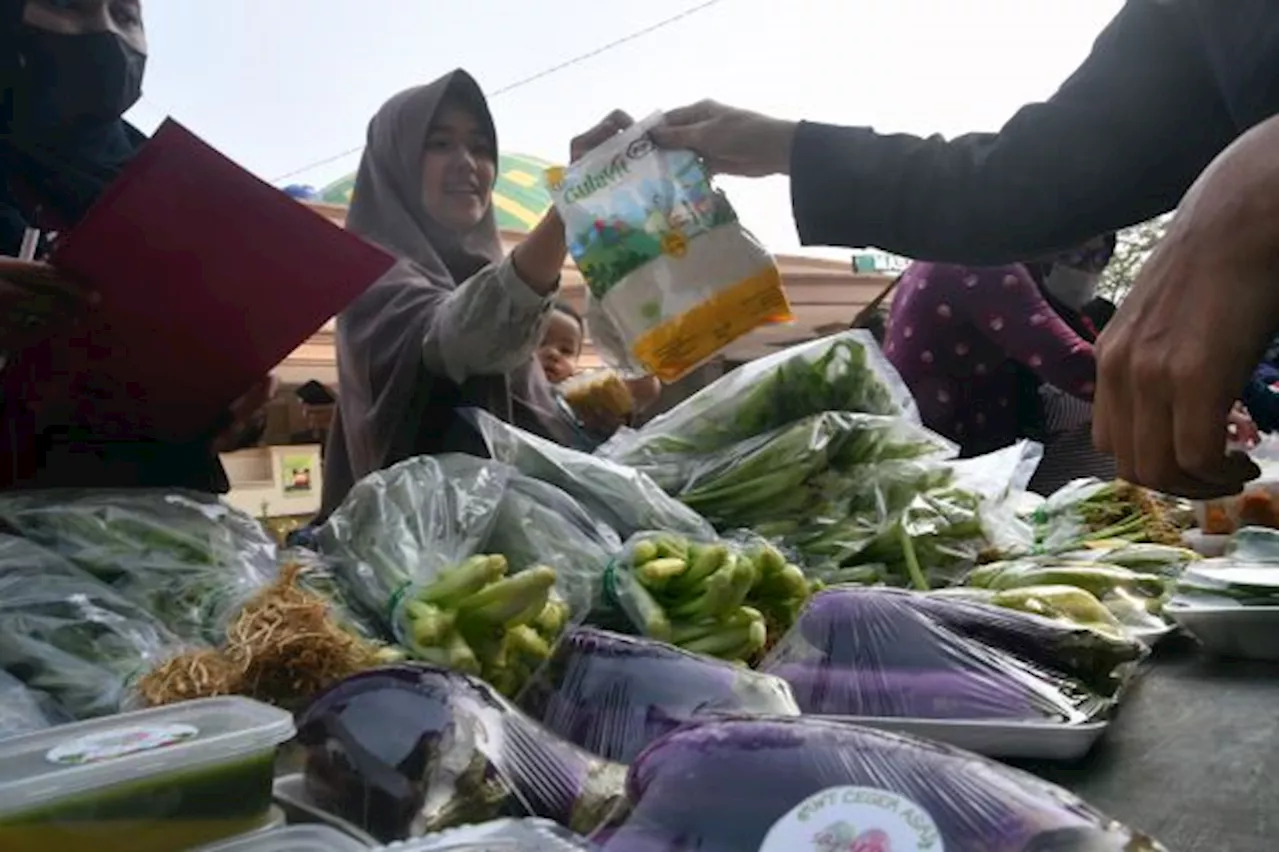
318, 152, 556, 233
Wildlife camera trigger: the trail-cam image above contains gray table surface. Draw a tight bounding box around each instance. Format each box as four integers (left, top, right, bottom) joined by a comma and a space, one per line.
1019, 635, 1278, 852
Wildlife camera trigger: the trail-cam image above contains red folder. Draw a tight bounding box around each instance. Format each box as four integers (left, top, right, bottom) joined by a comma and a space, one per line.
11, 119, 392, 442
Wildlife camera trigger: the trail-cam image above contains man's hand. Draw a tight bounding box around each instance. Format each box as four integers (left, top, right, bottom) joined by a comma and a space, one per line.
0, 258, 93, 355
1093, 116, 1278, 498
649, 100, 797, 177
570, 110, 635, 163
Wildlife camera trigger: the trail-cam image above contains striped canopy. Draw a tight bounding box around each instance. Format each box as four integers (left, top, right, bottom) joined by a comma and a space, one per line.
317, 152, 556, 233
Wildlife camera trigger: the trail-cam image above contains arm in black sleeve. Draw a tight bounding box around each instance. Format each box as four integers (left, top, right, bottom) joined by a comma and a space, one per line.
790, 0, 1241, 264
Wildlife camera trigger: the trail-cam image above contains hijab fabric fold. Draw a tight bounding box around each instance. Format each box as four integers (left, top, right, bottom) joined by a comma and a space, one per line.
321, 69, 570, 516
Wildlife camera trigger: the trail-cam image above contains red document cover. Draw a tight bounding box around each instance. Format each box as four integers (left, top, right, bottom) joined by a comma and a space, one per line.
11, 119, 392, 442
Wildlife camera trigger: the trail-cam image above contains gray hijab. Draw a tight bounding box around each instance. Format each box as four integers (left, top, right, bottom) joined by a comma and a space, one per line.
320, 69, 571, 518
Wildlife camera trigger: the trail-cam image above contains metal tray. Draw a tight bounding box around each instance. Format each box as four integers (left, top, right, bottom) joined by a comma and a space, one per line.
1166, 604, 1279, 661
815, 716, 1110, 761
273, 773, 380, 847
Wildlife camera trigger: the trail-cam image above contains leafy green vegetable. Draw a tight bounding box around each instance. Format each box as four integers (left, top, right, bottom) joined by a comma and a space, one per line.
0, 490, 278, 644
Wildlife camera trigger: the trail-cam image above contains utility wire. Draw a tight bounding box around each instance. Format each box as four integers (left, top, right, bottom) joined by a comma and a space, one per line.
269, 0, 727, 184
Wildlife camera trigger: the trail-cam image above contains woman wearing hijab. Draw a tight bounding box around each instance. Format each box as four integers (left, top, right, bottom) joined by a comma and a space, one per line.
1, 0, 272, 491
319, 70, 630, 515
883, 236, 1114, 460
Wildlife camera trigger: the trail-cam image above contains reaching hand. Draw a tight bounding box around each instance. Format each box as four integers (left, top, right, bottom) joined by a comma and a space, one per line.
649, 100, 797, 177
0, 258, 93, 356
570, 110, 635, 163
1093, 117, 1278, 498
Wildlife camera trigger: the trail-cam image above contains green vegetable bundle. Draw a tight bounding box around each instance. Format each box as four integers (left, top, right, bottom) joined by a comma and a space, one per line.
1029, 478, 1187, 552
0, 489, 278, 644
598, 331, 914, 468
607, 533, 816, 664
0, 534, 178, 719
398, 555, 570, 696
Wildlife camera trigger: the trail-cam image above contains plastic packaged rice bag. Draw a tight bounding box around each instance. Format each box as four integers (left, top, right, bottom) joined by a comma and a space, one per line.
589, 716, 1168, 851
547, 112, 791, 382
297, 664, 626, 843
516, 627, 799, 763
758, 587, 1124, 723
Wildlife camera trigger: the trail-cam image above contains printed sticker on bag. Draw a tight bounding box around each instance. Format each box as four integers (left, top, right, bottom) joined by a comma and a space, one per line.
757, 785, 943, 852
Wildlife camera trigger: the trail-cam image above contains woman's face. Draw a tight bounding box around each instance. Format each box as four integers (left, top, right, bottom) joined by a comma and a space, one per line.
420, 101, 496, 233
538, 311, 582, 384
23, 0, 146, 54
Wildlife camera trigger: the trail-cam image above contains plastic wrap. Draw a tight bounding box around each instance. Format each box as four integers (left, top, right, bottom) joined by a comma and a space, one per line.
484, 474, 623, 616
597, 330, 917, 468
604, 531, 814, 663
1030, 478, 1187, 551
0, 489, 278, 643
900, 591, 1148, 698
386, 818, 593, 851
0, 534, 178, 719
549, 113, 791, 383
466, 408, 714, 540
516, 627, 799, 763
281, 547, 391, 642
0, 669, 68, 739
647, 411, 953, 522
316, 454, 511, 630
759, 587, 1117, 723
591, 716, 1167, 852
317, 456, 575, 695
296, 664, 626, 843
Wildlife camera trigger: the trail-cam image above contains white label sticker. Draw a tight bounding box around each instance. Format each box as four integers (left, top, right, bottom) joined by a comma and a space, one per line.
758, 786, 943, 852
47, 723, 199, 766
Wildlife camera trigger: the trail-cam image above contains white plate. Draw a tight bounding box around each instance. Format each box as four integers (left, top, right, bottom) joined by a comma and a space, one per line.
273, 774, 380, 847
814, 716, 1109, 761
1165, 605, 1279, 661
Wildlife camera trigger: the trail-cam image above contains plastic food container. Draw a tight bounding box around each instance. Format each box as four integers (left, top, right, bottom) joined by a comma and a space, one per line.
0, 696, 294, 852
192, 824, 370, 852
1194, 478, 1279, 534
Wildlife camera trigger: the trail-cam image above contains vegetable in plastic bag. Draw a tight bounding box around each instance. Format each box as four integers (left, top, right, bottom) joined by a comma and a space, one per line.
389, 817, 594, 851
315, 454, 512, 632
484, 473, 622, 616
548, 113, 791, 383
1030, 478, 1186, 551
759, 587, 1111, 722
516, 627, 799, 763
901, 591, 1147, 698
597, 330, 916, 467
0, 534, 178, 719
0, 669, 68, 739
466, 408, 714, 540
605, 531, 814, 662
591, 716, 1167, 852
0, 489, 278, 643
297, 664, 626, 843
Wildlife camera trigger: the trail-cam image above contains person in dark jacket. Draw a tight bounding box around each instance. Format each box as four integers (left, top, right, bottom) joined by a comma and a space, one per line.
1, 0, 272, 491
651, 0, 1277, 499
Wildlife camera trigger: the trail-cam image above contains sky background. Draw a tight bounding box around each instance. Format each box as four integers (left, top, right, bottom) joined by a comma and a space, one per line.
124, 0, 1124, 258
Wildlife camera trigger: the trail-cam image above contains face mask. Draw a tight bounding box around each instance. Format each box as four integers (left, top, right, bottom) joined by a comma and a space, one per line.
1043, 265, 1099, 310
16, 26, 146, 126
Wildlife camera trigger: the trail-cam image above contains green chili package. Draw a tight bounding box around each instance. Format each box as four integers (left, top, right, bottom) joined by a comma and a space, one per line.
547, 113, 791, 383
